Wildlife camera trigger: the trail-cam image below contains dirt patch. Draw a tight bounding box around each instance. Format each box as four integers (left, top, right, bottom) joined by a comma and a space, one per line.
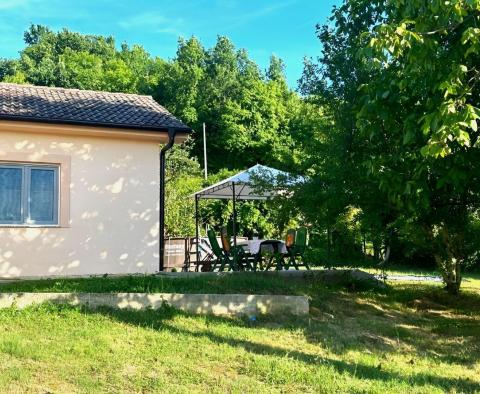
407, 299, 445, 311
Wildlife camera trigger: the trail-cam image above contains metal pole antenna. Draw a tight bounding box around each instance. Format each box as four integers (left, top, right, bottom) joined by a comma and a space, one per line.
203, 123, 208, 180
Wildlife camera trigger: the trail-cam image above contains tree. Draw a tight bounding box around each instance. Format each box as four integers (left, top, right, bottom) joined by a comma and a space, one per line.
266, 55, 286, 82
298, 0, 394, 263
297, 0, 480, 288
155, 37, 206, 125
165, 144, 203, 237
356, 0, 480, 293
155, 35, 303, 172
1, 24, 162, 94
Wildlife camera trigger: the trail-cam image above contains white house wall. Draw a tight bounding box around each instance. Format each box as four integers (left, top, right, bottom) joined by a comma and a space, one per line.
0, 127, 161, 278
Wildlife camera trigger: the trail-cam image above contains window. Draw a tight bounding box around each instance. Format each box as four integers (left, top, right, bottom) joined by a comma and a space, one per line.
0, 163, 59, 225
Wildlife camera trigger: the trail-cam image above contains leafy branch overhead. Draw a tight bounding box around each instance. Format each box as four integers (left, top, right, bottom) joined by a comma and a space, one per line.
360, 0, 480, 157
301, 0, 480, 293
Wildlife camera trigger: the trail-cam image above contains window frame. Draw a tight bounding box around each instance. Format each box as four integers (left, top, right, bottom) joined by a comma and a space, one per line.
0, 163, 60, 226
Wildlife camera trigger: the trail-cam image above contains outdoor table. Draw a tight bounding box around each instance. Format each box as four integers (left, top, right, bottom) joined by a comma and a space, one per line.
240, 239, 288, 271
243, 239, 287, 255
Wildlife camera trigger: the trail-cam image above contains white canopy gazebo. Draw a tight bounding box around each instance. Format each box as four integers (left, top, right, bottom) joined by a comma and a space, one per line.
192, 164, 302, 260
193, 164, 295, 200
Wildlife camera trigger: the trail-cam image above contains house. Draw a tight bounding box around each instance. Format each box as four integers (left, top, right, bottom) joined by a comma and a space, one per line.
0, 83, 190, 278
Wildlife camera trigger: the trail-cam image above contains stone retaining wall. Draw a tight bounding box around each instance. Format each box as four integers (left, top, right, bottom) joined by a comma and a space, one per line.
0, 292, 309, 316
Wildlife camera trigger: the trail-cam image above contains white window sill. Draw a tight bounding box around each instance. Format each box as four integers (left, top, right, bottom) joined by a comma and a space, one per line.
0, 224, 65, 228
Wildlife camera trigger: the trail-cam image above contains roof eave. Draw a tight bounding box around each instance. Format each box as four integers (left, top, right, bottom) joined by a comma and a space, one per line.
0, 114, 192, 134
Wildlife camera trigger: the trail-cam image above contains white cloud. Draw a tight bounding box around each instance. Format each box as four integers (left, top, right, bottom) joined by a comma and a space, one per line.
119, 12, 185, 36
228, 0, 299, 28
0, 0, 35, 10
119, 13, 168, 29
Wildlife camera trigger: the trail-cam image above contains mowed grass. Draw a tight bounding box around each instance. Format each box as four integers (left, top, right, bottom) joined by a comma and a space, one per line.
0, 272, 314, 295
0, 274, 479, 393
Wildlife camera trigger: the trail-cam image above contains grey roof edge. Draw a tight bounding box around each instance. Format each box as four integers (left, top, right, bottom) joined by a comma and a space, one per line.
0, 82, 157, 101
0, 113, 192, 133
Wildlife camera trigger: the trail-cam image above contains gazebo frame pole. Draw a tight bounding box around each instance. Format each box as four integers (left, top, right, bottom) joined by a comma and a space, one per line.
232, 182, 237, 248
195, 194, 200, 270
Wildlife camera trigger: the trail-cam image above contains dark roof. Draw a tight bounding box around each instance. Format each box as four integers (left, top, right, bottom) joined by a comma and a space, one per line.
0, 83, 191, 132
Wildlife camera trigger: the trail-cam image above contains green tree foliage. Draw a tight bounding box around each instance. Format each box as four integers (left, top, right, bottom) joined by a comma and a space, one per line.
156, 36, 300, 170
165, 144, 204, 237
155, 37, 206, 125
355, 0, 480, 293
0, 24, 164, 94
298, 0, 395, 264
301, 0, 480, 293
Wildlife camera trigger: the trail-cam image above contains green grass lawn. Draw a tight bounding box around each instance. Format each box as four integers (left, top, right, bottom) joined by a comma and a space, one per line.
0, 273, 479, 393
0, 272, 314, 295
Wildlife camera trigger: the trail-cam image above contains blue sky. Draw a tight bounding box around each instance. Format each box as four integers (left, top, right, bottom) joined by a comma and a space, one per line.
0, 0, 340, 88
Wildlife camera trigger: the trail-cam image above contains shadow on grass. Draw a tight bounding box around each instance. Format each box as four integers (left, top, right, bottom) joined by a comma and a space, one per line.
305, 285, 480, 366
73, 303, 480, 393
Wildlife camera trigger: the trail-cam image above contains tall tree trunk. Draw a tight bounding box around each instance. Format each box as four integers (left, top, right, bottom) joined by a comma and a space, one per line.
327, 226, 331, 258
373, 239, 380, 261
433, 226, 462, 295
362, 233, 366, 256
435, 255, 462, 294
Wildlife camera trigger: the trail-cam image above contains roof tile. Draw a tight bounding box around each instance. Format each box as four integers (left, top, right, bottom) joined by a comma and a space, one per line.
0, 83, 190, 132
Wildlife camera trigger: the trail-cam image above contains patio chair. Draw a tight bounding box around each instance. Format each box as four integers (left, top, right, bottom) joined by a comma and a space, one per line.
286, 229, 296, 248
220, 227, 232, 254
198, 239, 216, 272
285, 227, 310, 270
220, 227, 252, 271
207, 229, 231, 271
184, 237, 215, 272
